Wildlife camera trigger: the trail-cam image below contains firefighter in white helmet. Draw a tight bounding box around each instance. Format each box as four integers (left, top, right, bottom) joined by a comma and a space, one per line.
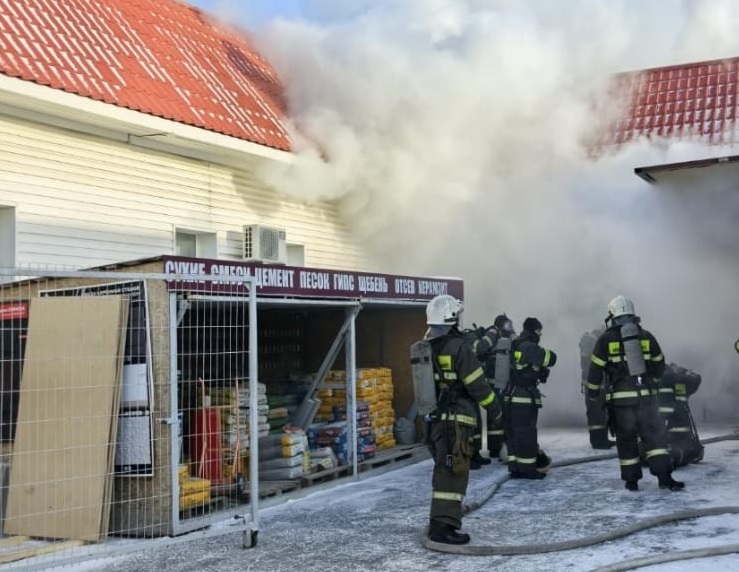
586, 295, 684, 491
421, 295, 502, 545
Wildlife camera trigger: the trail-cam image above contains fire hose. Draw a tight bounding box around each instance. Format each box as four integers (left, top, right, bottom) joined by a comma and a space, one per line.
422, 433, 739, 571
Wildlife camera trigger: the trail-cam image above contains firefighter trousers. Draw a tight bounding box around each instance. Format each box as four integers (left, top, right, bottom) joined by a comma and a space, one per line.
428, 420, 473, 530
506, 402, 540, 476
584, 389, 610, 447
667, 401, 704, 467
487, 387, 505, 456
612, 396, 671, 482
472, 389, 505, 458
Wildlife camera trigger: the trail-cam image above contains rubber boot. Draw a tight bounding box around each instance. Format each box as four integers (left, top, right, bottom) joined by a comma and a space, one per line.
624, 481, 639, 491
470, 453, 491, 470
658, 474, 685, 491
428, 521, 471, 545
591, 439, 617, 450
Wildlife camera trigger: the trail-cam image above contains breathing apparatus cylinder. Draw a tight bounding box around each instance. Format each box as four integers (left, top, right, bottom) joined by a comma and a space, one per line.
494, 337, 512, 385
620, 321, 647, 377
410, 340, 437, 416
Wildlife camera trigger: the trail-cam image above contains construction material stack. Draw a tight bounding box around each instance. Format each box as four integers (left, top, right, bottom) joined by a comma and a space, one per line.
258, 429, 309, 480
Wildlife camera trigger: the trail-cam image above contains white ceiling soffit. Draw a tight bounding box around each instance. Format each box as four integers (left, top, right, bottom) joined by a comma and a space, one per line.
0, 74, 294, 169
634, 155, 739, 183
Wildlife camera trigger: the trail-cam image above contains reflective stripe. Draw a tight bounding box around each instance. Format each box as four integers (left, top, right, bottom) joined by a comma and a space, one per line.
645, 448, 669, 458
668, 427, 691, 433
658, 407, 674, 413
516, 456, 536, 465
440, 413, 477, 425
434, 372, 458, 381
652, 353, 664, 362
585, 382, 600, 391
675, 396, 688, 402
509, 396, 541, 405
619, 457, 641, 466
607, 389, 653, 400
432, 491, 464, 502
658, 388, 674, 394
588, 424, 606, 430
479, 392, 496, 407
591, 355, 607, 367
489, 430, 505, 435
543, 349, 552, 366
463, 367, 484, 385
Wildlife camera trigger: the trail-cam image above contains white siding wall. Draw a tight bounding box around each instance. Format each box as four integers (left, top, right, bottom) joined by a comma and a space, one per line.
0, 114, 367, 271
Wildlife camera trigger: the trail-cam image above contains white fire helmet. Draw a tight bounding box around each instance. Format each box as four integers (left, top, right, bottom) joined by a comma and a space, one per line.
426, 295, 463, 326
607, 295, 635, 319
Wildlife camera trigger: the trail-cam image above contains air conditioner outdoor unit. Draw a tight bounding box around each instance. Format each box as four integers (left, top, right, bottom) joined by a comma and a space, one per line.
242, 224, 288, 264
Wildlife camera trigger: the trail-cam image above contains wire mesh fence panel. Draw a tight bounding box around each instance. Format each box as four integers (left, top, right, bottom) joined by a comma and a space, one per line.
0, 269, 258, 570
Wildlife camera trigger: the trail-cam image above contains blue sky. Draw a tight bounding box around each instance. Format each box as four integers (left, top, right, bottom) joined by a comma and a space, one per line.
186, 0, 306, 25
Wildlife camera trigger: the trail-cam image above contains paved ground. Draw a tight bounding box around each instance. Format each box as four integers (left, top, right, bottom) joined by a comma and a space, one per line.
29, 426, 739, 572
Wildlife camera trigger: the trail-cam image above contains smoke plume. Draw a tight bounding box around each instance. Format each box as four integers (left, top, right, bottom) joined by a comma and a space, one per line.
224, 0, 739, 424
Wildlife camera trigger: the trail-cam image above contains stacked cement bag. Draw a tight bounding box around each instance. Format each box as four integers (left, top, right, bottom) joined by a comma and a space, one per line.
373, 368, 396, 450
211, 382, 270, 447
307, 422, 349, 465
241, 382, 270, 439
326, 367, 396, 451
258, 428, 310, 480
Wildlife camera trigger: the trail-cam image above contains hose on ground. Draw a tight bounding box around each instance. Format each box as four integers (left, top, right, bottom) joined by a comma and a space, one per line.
425, 505, 739, 556
589, 543, 739, 572
423, 432, 739, 561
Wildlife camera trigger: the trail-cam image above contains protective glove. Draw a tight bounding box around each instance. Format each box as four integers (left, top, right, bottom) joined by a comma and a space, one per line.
486, 400, 503, 425
538, 368, 550, 384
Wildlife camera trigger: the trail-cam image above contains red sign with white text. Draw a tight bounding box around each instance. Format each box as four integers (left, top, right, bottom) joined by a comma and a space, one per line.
0, 302, 28, 321
162, 256, 464, 301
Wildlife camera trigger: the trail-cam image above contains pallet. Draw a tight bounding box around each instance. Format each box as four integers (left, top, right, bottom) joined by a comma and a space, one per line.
239, 480, 301, 501
0, 536, 85, 565
360, 445, 418, 470
300, 465, 352, 486
179, 495, 229, 518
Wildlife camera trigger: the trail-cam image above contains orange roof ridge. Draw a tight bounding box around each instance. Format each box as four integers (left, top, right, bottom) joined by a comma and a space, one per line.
0, 0, 292, 151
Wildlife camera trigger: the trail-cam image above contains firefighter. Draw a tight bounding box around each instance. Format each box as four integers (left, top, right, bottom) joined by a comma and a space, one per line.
586, 295, 684, 491
658, 363, 704, 467
471, 314, 516, 460
423, 295, 503, 545
579, 327, 615, 449
506, 317, 557, 479
461, 326, 493, 470
463, 314, 515, 467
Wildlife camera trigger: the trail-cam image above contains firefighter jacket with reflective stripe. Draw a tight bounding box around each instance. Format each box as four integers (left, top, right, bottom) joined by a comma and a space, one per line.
510, 330, 557, 387
586, 325, 665, 406
430, 329, 500, 426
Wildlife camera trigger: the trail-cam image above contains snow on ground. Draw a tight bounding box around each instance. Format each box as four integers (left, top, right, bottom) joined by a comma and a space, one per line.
36, 426, 739, 572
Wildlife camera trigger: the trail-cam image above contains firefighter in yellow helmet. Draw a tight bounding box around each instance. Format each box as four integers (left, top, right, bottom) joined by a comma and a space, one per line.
586, 295, 684, 491
423, 295, 502, 545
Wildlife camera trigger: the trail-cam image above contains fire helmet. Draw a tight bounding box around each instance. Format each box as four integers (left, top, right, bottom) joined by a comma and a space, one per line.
426, 295, 463, 326
607, 295, 636, 319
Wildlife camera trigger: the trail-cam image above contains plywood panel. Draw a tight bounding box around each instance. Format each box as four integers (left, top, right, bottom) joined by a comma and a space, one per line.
4, 297, 128, 542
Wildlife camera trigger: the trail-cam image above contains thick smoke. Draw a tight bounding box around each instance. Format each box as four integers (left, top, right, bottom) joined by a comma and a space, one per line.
224, 0, 739, 424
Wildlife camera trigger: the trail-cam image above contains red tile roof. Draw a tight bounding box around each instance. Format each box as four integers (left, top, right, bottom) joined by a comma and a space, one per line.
0, 0, 292, 151
609, 56, 739, 147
